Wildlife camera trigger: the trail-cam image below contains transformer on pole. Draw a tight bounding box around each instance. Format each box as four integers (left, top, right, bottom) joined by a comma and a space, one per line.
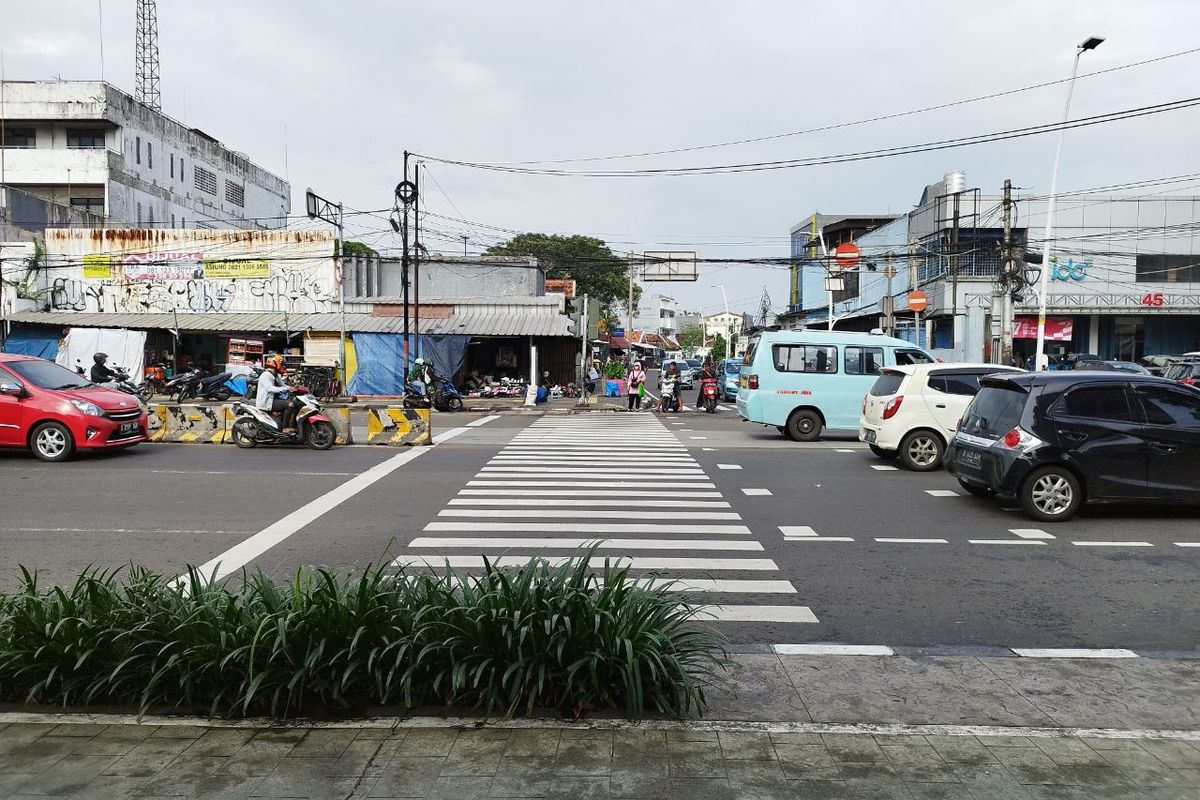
135, 0, 161, 111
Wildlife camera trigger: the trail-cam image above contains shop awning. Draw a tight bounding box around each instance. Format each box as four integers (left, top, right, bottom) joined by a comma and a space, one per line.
3, 306, 573, 338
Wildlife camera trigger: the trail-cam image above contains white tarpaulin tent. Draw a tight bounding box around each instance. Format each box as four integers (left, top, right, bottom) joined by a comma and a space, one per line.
55, 327, 146, 380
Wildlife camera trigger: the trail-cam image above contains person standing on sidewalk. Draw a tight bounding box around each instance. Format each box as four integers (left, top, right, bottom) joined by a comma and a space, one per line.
627, 361, 646, 411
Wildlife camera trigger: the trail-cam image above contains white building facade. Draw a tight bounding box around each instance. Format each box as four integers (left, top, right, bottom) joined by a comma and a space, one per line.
633, 292, 678, 336
703, 311, 745, 339
0, 81, 289, 230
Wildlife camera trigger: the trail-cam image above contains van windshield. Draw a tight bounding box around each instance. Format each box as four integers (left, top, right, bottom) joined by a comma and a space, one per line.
960, 385, 1026, 439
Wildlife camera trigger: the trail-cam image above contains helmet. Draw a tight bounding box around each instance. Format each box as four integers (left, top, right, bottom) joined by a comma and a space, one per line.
93, 352, 108, 363
414, 357, 425, 366
266, 354, 286, 372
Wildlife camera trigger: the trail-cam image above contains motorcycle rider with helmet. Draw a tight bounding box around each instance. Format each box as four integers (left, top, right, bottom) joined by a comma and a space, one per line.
408, 357, 434, 398
256, 354, 298, 434
90, 353, 116, 384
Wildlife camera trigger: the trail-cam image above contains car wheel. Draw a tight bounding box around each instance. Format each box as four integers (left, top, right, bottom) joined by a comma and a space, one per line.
31, 421, 75, 462
899, 430, 944, 471
1020, 466, 1082, 522
785, 410, 822, 442
957, 478, 994, 497
869, 444, 898, 459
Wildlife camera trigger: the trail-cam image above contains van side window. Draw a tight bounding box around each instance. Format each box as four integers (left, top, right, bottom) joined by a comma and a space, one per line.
895, 349, 934, 366
845, 346, 884, 376
773, 344, 837, 374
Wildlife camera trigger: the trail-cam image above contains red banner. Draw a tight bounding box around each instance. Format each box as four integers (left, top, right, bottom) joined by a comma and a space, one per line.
1014, 316, 1073, 341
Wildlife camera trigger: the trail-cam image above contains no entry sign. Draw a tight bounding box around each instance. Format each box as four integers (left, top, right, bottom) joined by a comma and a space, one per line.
907, 290, 928, 312
832, 242, 861, 271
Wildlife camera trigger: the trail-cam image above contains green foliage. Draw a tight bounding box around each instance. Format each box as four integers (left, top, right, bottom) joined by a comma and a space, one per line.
0, 553, 727, 719
603, 360, 627, 379
677, 325, 705, 351
0, 240, 50, 301
340, 240, 378, 258
711, 334, 729, 361
486, 233, 639, 315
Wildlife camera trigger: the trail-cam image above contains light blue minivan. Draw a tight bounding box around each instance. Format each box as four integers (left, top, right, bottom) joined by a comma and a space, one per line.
736, 329, 935, 441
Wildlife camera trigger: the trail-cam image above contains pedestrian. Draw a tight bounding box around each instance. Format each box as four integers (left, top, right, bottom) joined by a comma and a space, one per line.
627, 361, 646, 411
585, 360, 600, 395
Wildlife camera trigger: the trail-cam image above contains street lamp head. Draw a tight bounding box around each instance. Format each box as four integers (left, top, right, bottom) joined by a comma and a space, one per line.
1079, 36, 1105, 51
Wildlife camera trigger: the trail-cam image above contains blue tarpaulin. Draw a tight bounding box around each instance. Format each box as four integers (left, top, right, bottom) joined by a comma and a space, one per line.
2, 326, 60, 360
347, 333, 469, 395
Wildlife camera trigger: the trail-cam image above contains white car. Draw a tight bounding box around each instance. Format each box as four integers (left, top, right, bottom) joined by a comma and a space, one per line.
859, 363, 1025, 471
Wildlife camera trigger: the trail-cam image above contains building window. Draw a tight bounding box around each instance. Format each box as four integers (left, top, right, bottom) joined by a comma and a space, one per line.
1, 127, 36, 148
137, 202, 142, 224
171, 213, 176, 227
194, 165, 218, 195
148, 206, 154, 225
135, 136, 141, 164
66, 128, 106, 149
224, 180, 245, 207
170, 153, 174, 179
70, 197, 105, 215
181, 217, 186, 228
147, 142, 153, 168
1136, 254, 1200, 283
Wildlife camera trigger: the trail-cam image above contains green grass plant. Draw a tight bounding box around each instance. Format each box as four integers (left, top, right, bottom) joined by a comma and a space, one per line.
0, 551, 727, 719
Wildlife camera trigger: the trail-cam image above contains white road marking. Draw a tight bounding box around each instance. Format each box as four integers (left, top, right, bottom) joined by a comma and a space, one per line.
773, 644, 895, 656
1072, 541, 1153, 547
180, 426, 470, 582
717, 405, 734, 411
466, 480, 717, 488
779, 526, 817, 537
925, 490, 959, 497
479, 467, 706, 474
874, 538, 948, 544
458, 489, 723, 498
788, 537, 855, 542
425, 522, 753, 534
449, 498, 732, 508
969, 539, 1047, 545
741, 488, 773, 496
488, 460, 697, 468
689, 436, 708, 440
437, 509, 743, 520
1010, 528, 1055, 540
1012, 648, 1138, 659
407, 537, 764, 551
870, 465, 899, 471
393, 555, 780, 570
702, 447, 717, 451
466, 415, 501, 427
695, 606, 818, 623
836, 449, 856, 453
649, 579, 797, 594
1175, 543, 1200, 547
717, 464, 742, 470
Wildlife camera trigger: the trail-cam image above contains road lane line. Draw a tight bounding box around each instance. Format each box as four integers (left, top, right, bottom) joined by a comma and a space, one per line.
393, 555, 780, 570
448, 498, 732, 508
870, 465, 899, 471
773, 644, 894, 656
689, 436, 709, 440
647, 579, 797, 594
407, 537, 764, 551
836, 449, 856, 453
1175, 543, 1200, 547
437, 509, 743, 520
1012, 648, 1138, 659
741, 488, 773, 496
695, 606, 818, 623
787, 537, 855, 542
717, 464, 742, 470
1010, 528, 1055, 539
180, 426, 470, 582
424, 522, 753, 534
458, 489, 723, 497
466, 481, 717, 488
466, 415, 501, 427
969, 540, 1047, 545
925, 490, 959, 497
874, 538, 949, 544
1072, 541, 1153, 547
779, 526, 818, 537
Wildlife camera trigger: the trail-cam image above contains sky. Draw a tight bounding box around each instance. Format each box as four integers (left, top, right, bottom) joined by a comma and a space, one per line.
3, 0, 1199, 319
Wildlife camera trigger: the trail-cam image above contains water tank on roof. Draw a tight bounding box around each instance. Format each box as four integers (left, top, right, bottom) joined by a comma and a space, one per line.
943, 171, 966, 195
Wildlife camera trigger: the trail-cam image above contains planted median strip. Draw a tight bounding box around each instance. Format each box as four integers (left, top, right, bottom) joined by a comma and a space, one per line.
0, 552, 728, 720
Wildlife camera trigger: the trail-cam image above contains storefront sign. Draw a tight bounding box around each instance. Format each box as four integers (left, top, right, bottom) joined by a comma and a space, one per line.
82, 254, 112, 279
1051, 257, 1089, 281
203, 258, 271, 279
1013, 316, 1073, 340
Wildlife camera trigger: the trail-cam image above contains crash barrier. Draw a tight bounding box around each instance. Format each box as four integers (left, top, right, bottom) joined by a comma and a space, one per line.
365, 406, 433, 446
144, 403, 427, 446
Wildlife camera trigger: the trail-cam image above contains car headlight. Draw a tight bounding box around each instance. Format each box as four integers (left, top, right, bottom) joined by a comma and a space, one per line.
69, 399, 104, 416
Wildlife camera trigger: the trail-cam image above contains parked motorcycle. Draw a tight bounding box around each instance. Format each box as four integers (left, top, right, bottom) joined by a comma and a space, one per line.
163, 367, 206, 401
138, 363, 169, 401
229, 387, 336, 450
700, 375, 720, 413
196, 370, 258, 401
431, 376, 464, 412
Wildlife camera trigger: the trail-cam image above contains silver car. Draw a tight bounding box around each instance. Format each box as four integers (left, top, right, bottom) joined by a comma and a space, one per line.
662, 359, 694, 389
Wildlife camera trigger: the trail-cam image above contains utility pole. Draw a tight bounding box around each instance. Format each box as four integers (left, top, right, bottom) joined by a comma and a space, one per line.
413, 165, 421, 360
461, 235, 468, 256
883, 258, 897, 337
304, 188, 346, 391
907, 235, 919, 346
627, 260, 635, 335
999, 178, 1015, 366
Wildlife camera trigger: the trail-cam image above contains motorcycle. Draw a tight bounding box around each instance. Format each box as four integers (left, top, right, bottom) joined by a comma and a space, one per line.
196, 370, 258, 401
229, 387, 336, 450
659, 375, 679, 412
138, 363, 169, 401
163, 367, 206, 401
431, 376, 464, 412
700, 375, 720, 413
79, 360, 142, 398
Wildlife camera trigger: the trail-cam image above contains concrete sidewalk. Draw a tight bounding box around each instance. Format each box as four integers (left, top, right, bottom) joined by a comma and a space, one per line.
2, 653, 1198, 798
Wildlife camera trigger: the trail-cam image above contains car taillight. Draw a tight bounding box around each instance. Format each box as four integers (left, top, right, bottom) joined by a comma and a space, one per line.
748, 374, 758, 389
1184, 377, 1196, 386
1001, 428, 1022, 448
882, 396, 903, 419
998, 427, 1045, 452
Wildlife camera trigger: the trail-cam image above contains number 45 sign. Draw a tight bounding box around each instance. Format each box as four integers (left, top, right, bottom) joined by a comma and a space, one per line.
1141, 293, 1166, 307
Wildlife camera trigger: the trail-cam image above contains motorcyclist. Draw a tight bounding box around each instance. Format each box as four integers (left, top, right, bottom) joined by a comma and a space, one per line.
256, 354, 297, 434
408, 357, 434, 397
659, 362, 682, 412
90, 353, 116, 384
695, 359, 718, 410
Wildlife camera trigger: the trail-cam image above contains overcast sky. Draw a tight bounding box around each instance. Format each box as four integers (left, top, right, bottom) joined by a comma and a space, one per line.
4, 0, 1199, 317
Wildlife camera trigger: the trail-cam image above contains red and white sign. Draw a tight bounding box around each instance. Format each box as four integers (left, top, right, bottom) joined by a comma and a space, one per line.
832, 242, 861, 271
907, 290, 928, 312
1014, 316, 1073, 340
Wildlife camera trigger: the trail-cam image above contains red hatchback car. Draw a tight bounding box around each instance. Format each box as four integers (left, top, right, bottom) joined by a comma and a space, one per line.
0, 353, 148, 461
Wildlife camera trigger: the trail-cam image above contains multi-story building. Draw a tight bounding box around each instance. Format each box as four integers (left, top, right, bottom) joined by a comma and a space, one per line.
703, 311, 746, 339
778, 172, 1200, 363
0, 80, 289, 231
633, 292, 678, 336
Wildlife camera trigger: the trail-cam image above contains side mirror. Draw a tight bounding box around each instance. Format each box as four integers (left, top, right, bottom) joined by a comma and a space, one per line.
0, 381, 24, 397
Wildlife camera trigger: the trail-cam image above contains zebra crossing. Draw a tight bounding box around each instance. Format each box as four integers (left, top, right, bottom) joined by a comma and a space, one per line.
393, 414, 817, 627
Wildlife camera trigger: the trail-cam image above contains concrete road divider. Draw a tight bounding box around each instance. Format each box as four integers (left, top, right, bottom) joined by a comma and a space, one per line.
324, 406, 353, 445
148, 403, 227, 444
365, 407, 432, 446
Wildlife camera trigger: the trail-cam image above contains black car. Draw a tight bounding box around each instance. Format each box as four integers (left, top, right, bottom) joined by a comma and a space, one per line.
946, 372, 1200, 522
1164, 361, 1200, 387
1079, 360, 1150, 375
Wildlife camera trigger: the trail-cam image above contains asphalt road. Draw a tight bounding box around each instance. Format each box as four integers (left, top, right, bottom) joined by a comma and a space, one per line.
2, 408, 1198, 653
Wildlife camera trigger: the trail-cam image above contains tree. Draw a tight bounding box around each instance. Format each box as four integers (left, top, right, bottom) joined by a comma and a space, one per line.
711, 333, 728, 362
341, 240, 378, 257
486, 233, 639, 315
677, 325, 705, 351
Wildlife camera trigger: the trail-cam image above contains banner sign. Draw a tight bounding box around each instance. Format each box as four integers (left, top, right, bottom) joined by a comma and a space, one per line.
1013, 316, 1073, 340
203, 259, 271, 278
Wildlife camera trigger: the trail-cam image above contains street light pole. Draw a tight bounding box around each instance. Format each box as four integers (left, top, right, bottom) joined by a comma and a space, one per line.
1034, 35, 1104, 371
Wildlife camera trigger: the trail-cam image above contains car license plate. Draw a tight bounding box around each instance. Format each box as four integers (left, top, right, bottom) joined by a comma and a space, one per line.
863, 429, 877, 443
958, 448, 982, 468
118, 422, 140, 436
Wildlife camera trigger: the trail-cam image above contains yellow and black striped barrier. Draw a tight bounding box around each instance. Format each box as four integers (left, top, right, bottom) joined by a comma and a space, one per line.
365, 407, 432, 446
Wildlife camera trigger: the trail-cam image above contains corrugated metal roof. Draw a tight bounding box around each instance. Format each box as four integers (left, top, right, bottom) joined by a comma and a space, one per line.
4, 306, 573, 338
